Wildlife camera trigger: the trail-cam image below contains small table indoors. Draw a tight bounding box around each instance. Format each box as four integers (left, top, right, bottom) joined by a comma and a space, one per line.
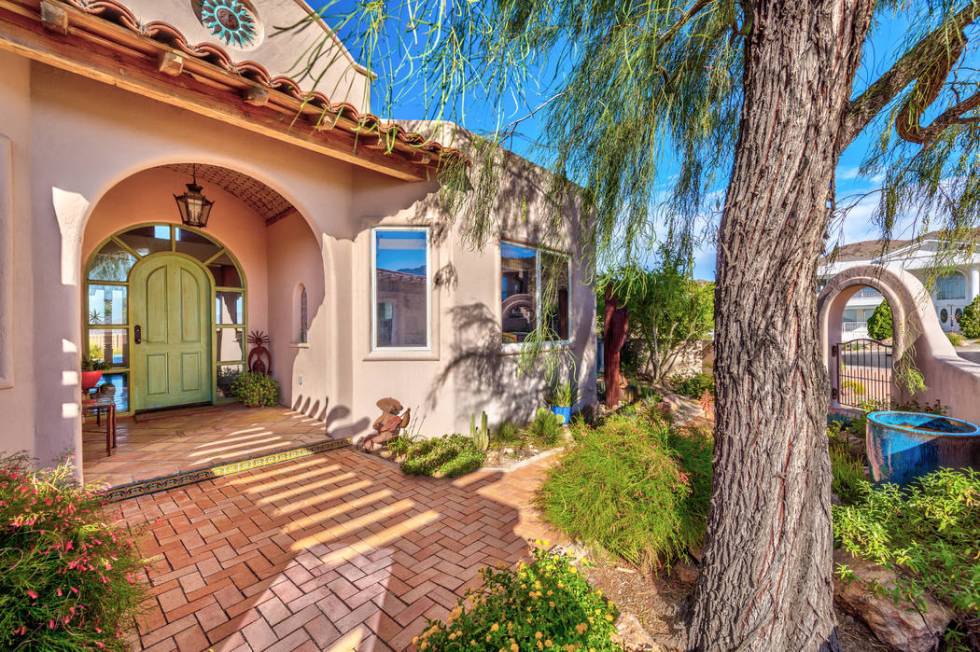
83, 394, 117, 456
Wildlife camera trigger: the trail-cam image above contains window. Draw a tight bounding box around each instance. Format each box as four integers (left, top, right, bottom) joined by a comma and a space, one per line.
501, 242, 571, 344
372, 228, 430, 349
936, 273, 966, 300
297, 284, 309, 344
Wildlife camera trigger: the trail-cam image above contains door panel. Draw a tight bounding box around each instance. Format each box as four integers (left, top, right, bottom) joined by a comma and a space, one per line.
131, 255, 211, 410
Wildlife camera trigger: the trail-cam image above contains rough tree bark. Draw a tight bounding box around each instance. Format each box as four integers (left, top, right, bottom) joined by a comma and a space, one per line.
688, 0, 874, 649
603, 287, 630, 408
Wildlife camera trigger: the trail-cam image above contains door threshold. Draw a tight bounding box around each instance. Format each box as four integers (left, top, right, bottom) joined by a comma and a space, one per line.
132, 402, 217, 421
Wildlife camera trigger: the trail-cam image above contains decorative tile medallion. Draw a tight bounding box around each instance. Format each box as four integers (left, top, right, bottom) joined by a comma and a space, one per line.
197, 0, 260, 49
101, 438, 350, 502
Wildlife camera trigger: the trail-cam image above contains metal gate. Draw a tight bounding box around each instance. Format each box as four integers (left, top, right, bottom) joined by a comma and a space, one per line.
832, 339, 893, 408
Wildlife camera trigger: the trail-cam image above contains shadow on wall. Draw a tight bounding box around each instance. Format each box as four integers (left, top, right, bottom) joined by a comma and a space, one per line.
291, 394, 370, 441
428, 302, 550, 427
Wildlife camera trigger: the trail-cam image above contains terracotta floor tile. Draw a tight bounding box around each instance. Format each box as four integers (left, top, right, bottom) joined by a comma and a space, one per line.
118, 446, 560, 650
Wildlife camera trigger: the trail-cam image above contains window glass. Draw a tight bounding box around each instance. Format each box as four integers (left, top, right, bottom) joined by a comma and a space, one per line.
215, 290, 244, 325
216, 363, 243, 400
175, 228, 221, 261
936, 273, 966, 300
299, 285, 308, 343
118, 225, 171, 257
209, 252, 242, 288
501, 243, 536, 343
87, 284, 127, 325
88, 240, 136, 281
216, 327, 245, 362
87, 328, 129, 368
95, 372, 129, 412
374, 229, 429, 348
500, 243, 571, 343
541, 252, 570, 340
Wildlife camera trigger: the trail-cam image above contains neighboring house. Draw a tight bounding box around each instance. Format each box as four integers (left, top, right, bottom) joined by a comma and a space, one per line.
818, 231, 980, 339
0, 0, 596, 476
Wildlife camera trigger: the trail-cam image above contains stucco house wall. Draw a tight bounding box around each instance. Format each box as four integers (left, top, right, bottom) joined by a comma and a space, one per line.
0, 55, 596, 475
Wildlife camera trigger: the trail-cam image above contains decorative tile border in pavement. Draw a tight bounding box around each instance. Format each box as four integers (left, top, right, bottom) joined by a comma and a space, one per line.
101, 439, 351, 502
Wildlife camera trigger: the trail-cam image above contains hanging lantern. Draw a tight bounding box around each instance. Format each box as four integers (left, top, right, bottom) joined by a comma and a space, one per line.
174, 164, 214, 228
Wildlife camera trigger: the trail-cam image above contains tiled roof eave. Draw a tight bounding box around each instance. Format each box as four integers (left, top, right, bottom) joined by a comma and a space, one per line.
0, 0, 465, 180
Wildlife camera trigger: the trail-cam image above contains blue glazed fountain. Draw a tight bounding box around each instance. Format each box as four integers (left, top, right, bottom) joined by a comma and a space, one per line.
867, 411, 980, 485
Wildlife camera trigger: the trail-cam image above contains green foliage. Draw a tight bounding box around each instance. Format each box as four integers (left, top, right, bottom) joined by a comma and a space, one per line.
670, 372, 714, 399
946, 331, 965, 347
417, 547, 622, 651
550, 381, 574, 407
230, 371, 280, 407
0, 455, 145, 651
959, 296, 980, 339
529, 408, 563, 447
540, 410, 713, 570
399, 435, 486, 478
866, 301, 894, 341
492, 421, 525, 448
599, 261, 714, 384
833, 468, 979, 613
470, 412, 490, 451
81, 358, 106, 372
829, 444, 868, 506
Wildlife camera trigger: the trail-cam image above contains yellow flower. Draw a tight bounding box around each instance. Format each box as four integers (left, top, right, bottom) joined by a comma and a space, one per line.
576, 623, 588, 634
569, 566, 578, 574
535, 632, 543, 639
605, 614, 614, 622
511, 643, 519, 652
545, 640, 554, 648
491, 623, 500, 632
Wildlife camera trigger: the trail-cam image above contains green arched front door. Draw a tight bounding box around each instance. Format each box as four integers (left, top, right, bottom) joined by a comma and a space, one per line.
130, 254, 211, 411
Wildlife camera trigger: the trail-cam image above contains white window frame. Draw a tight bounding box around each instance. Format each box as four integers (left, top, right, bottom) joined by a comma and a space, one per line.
500, 241, 573, 349
370, 227, 432, 352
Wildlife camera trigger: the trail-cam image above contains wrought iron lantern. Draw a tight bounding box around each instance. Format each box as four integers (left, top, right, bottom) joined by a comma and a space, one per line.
174, 164, 214, 228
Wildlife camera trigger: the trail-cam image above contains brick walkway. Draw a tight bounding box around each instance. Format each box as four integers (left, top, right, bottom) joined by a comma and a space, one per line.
112, 447, 560, 651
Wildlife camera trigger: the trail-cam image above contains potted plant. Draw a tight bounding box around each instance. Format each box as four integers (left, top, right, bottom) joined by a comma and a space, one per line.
549, 380, 574, 424
81, 357, 106, 392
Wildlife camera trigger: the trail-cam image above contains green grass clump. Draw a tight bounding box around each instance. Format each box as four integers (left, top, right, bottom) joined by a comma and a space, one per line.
398, 434, 485, 478
540, 411, 712, 570
670, 372, 714, 399
0, 455, 145, 651
417, 547, 622, 651
529, 408, 563, 447
833, 468, 979, 614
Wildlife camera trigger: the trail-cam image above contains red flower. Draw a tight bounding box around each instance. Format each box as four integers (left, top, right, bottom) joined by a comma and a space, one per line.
26, 590, 38, 600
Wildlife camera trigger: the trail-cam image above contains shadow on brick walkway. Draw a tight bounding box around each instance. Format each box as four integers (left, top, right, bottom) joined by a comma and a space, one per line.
111, 447, 537, 651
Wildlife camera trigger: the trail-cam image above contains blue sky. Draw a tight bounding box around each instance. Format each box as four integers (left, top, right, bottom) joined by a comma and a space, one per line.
309, 2, 969, 280
376, 230, 427, 274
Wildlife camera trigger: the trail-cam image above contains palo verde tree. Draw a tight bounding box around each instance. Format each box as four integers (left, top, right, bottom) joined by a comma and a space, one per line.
293, 0, 978, 648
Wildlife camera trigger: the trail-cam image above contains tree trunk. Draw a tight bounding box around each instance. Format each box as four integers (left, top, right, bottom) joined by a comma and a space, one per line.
688, 0, 873, 649
603, 287, 630, 408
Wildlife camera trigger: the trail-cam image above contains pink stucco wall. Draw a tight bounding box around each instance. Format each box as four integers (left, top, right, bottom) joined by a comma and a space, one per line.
0, 58, 597, 477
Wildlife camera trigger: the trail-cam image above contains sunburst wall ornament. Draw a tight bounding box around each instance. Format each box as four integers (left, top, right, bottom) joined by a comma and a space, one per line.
198, 0, 258, 49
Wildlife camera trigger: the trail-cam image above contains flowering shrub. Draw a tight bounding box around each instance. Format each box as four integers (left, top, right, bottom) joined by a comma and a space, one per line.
0, 455, 144, 650
416, 547, 622, 651
230, 371, 280, 407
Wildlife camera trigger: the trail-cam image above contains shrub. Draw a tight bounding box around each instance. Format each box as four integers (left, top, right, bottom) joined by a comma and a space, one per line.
230, 371, 280, 407
492, 421, 524, 448
399, 435, 485, 478
947, 331, 965, 347
540, 411, 713, 570
529, 408, 563, 447
0, 456, 144, 650
550, 381, 574, 407
671, 372, 714, 400
833, 468, 979, 613
829, 444, 868, 506
417, 547, 622, 651
866, 301, 893, 340
959, 296, 980, 339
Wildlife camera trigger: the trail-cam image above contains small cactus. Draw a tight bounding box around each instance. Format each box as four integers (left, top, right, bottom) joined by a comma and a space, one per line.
470, 411, 490, 451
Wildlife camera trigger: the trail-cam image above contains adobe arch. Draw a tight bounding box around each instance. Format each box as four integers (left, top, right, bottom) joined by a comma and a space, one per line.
818, 265, 980, 422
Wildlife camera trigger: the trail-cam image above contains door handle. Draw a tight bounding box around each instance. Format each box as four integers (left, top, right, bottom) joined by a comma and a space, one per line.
134, 325, 142, 344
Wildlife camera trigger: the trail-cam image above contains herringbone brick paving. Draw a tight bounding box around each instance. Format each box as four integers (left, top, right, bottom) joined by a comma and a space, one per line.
110, 447, 559, 651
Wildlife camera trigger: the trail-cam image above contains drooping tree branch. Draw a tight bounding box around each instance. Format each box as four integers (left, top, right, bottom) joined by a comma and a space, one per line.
900, 90, 980, 143
841, 1, 980, 146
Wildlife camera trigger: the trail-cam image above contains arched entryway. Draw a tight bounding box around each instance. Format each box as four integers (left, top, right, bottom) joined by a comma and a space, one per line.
84, 223, 247, 412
